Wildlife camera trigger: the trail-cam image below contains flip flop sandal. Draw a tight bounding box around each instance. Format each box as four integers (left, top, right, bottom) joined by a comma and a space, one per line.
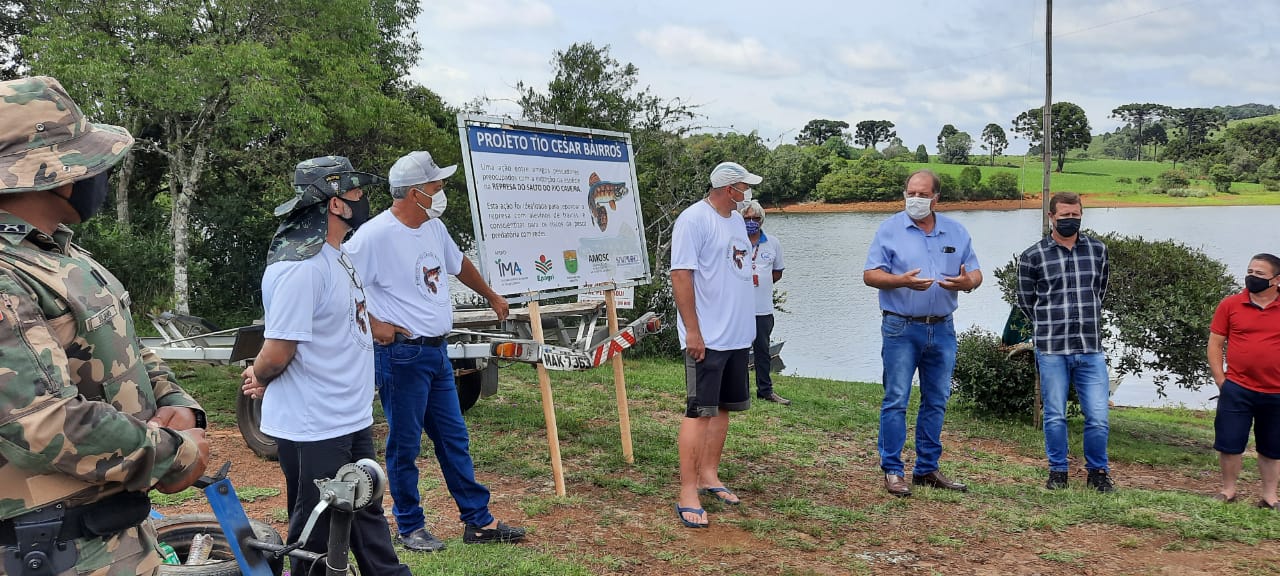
675, 504, 708, 528
699, 486, 741, 505
1257, 499, 1280, 511
1212, 493, 1237, 503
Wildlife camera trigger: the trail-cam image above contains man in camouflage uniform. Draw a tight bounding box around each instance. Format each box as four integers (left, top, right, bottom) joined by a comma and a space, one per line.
0, 77, 210, 576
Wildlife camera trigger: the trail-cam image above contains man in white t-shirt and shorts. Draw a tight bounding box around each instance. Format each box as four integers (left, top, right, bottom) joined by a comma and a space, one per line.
344, 150, 525, 552
241, 156, 412, 576
671, 161, 760, 528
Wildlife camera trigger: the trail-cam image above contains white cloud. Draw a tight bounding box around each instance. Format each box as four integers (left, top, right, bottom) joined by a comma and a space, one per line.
636, 25, 799, 77
423, 0, 555, 31
914, 71, 1027, 103
837, 43, 903, 71
1055, 0, 1199, 50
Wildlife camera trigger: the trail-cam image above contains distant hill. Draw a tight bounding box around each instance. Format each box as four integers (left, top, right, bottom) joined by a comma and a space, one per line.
1227, 112, 1280, 127
1213, 103, 1279, 121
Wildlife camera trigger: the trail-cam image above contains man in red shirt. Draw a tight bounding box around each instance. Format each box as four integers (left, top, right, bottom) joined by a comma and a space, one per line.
1208, 253, 1280, 511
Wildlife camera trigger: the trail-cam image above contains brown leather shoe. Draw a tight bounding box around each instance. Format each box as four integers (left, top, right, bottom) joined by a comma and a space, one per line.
912, 470, 968, 492
761, 392, 791, 405
884, 473, 912, 497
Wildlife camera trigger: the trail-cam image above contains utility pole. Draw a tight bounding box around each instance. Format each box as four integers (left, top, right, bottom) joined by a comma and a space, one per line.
1041, 0, 1053, 235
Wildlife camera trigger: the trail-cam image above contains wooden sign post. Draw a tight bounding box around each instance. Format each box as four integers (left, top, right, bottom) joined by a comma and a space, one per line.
604, 288, 635, 464
527, 297, 566, 496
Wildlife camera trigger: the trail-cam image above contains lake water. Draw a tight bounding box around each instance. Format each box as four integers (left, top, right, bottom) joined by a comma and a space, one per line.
764, 205, 1280, 408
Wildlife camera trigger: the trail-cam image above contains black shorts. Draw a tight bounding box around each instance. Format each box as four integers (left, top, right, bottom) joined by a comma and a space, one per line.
1214, 379, 1280, 459
684, 348, 751, 417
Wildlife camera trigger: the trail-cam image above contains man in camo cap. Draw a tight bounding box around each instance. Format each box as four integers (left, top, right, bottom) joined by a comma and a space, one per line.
0, 76, 210, 575
241, 156, 412, 575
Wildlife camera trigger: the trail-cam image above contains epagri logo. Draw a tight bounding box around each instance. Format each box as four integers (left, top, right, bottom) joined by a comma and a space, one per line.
535, 255, 554, 282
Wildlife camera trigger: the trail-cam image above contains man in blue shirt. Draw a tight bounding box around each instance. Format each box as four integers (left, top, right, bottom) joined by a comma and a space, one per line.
863, 170, 982, 497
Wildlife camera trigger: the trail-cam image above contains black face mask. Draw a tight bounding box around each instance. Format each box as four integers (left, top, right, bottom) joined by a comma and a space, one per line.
62, 171, 112, 223
1054, 217, 1081, 238
1245, 274, 1275, 294
337, 195, 370, 231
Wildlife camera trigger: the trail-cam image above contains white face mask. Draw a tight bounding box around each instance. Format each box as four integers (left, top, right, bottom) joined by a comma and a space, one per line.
905, 196, 933, 220
735, 187, 753, 212
416, 188, 447, 219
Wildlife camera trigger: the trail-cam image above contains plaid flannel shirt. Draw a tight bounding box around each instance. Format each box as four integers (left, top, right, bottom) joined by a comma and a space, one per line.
1015, 234, 1109, 355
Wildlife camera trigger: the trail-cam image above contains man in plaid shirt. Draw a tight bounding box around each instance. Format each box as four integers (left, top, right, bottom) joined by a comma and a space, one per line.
1015, 192, 1113, 493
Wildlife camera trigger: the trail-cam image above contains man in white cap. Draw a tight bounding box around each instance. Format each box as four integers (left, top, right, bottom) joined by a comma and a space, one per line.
670, 161, 760, 528
344, 150, 524, 552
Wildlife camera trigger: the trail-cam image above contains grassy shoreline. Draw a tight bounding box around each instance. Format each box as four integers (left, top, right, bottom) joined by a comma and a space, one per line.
172, 359, 1280, 575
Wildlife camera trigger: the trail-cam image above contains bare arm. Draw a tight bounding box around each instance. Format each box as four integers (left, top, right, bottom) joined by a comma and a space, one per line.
241, 338, 298, 399
457, 258, 509, 321
368, 312, 410, 346
671, 269, 704, 361
864, 268, 934, 291
1207, 332, 1227, 387
772, 270, 783, 283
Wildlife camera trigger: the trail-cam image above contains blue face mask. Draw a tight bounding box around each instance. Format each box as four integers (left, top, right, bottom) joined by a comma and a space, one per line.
745, 220, 761, 235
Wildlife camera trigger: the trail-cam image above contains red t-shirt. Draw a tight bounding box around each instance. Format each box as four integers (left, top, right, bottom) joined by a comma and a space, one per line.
1210, 291, 1280, 394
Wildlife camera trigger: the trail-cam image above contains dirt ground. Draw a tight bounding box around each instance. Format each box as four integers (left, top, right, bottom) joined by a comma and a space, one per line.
155, 429, 1280, 575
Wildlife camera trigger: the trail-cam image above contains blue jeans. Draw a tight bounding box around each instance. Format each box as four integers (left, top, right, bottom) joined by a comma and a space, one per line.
376, 341, 493, 533
878, 315, 957, 476
1036, 351, 1110, 472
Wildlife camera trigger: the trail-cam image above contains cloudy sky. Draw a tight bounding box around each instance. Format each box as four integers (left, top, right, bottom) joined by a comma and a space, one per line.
411, 0, 1278, 154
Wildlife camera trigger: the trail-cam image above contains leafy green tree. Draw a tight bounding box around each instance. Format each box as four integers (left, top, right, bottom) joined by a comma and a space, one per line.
915, 144, 929, 163
1169, 107, 1225, 146
936, 124, 959, 153
1110, 103, 1169, 162
854, 120, 896, 149
881, 137, 909, 160
820, 135, 855, 159
27, 0, 421, 314
979, 123, 1008, 166
1209, 164, 1233, 194
939, 131, 973, 165
1143, 122, 1168, 159
814, 156, 908, 202
996, 233, 1237, 395
758, 144, 825, 203
796, 119, 850, 147
1011, 102, 1092, 172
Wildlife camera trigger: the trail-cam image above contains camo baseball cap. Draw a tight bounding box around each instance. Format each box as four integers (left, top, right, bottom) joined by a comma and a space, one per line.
0, 76, 134, 194
273, 155, 383, 217
267, 156, 383, 264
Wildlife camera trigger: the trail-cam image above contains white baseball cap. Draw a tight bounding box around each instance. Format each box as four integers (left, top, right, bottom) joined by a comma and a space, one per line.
388, 150, 457, 187
709, 161, 763, 188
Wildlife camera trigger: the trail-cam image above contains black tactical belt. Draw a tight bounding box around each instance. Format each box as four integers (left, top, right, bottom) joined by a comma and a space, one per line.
0, 491, 151, 545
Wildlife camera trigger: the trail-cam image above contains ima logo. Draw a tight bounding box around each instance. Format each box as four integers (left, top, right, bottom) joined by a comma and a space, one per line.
495, 258, 523, 278
535, 254, 554, 282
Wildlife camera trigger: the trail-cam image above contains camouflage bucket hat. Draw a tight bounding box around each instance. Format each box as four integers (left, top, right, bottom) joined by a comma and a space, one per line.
267, 155, 383, 264
0, 76, 134, 194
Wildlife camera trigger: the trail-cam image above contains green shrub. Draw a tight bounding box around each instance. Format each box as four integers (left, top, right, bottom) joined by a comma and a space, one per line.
1156, 169, 1190, 192
1263, 178, 1280, 192
987, 172, 1020, 200
814, 156, 909, 202
938, 173, 958, 198
1136, 176, 1153, 187
1166, 188, 1210, 198
1115, 176, 1132, 184
952, 328, 1037, 419
1209, 163, 1234, 194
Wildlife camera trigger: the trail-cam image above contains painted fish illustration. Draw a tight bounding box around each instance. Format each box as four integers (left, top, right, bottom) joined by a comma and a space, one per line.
586, 172, 629, 232
732, 247, 748, 269
355, 300, 368, 334
422, 266, 441, 294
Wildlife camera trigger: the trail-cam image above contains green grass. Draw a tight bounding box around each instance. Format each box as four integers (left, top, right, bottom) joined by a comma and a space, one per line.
898, 158, 1277, 203
1228, 113, 1280, 127
174, 359, 1280, 574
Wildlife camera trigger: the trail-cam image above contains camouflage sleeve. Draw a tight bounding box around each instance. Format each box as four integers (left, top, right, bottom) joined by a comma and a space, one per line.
139, 341, 204, 415
0, 272, 202, 493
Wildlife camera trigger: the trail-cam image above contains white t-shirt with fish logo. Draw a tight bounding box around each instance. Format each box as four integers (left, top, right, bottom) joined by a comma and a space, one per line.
670, 199, 755, 351
345, 211, 464, 338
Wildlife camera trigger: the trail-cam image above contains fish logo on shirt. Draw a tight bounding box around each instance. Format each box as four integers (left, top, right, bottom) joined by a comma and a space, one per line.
422, 266, 441, 294
355, 300, 368, 334
732, 247, 748, 269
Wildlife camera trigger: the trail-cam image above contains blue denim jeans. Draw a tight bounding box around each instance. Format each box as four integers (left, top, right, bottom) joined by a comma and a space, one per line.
878, 315, 957, 476
376, 341, 493, 533
1036, 351, 1110, 472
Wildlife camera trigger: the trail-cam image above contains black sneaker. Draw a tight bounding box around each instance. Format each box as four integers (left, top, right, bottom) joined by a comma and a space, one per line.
463, 521, 526, 544
398, 528, 446, 552
1045, 471, 1069, 490
1087, 469, 1115, 493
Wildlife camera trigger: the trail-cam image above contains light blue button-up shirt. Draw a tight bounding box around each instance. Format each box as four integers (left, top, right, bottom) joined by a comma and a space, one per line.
863, 211, 981, 317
